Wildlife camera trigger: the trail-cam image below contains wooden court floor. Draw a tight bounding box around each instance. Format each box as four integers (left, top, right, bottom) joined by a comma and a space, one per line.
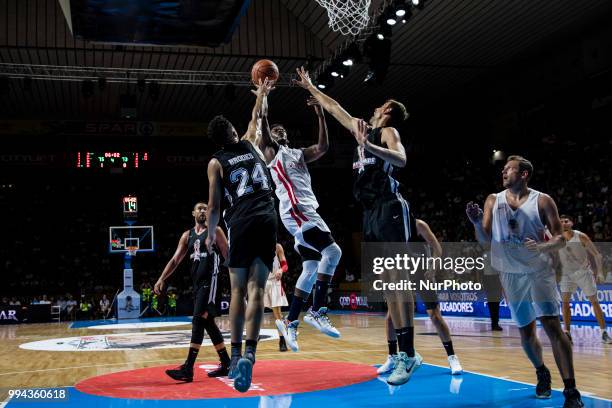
0, 313, 610, 400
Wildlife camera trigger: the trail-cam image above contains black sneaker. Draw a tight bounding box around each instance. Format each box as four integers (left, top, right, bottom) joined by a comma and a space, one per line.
279, 337, 288, 352
565, 331, 573, 345
491, 324, 503, 331
535, 366, 551, 399
207, 362, 229, 377
234, 352, 255, 393
227, 355, 241, 379
563, 388, 584, 408
165, 364, 193, 382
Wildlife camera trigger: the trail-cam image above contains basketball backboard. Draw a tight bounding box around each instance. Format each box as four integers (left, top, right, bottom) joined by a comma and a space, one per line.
109, 226, 154, 254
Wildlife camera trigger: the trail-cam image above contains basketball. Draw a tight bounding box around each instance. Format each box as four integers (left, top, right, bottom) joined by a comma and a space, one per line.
251, 59, 279, 85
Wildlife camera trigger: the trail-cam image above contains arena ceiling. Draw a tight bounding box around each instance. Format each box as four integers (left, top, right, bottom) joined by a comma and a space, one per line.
0, 0, 611, 126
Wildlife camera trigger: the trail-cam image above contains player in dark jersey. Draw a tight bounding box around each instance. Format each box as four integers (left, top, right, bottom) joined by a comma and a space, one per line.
294, 67, 420, 385
206, 79, 277, 393
377, 215, 463, 377
153, 202, 230, 382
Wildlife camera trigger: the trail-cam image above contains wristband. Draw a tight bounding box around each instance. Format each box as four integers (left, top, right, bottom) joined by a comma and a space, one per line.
280, 260, 288, 273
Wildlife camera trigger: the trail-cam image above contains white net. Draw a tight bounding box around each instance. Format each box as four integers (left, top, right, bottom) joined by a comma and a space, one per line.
315, 0, 371, 36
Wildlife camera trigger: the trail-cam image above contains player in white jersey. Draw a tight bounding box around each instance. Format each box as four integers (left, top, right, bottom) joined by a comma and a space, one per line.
558, 215, 611, 344
265, 243, 290, 351
466, 155, 583, 408
257, 96, 342, 352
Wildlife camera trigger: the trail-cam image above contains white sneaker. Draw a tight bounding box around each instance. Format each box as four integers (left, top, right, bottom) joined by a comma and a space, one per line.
387, 351, 423, 385
275, 319, 299, 352
377, 354, 397, 374
303, 308, 321, 331
306, 307, 341, 338
448, 355, 463, 375
603, 331, 612, 344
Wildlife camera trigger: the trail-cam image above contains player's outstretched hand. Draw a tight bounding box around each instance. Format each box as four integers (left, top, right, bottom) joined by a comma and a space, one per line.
153, 279, 165, 295
293, 66, 313, 89
524, 238, 540, 253
251, 77, 274, 97
466, 201, 483, 224
307, 96, 323, 116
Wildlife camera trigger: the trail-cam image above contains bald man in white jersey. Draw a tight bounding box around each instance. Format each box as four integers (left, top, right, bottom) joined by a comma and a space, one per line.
558, 214, 611, 344
466, 155, 583, 408
257, 94, 342, 352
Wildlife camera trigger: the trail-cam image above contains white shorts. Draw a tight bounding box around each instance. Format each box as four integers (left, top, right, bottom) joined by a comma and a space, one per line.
560, 269, 597, 297
280, 208, 331, 253
499, 268, 560, 328
264, 279, 288, 308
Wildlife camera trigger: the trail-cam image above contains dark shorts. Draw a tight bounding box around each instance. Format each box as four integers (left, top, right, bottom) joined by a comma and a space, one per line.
363, 195, 411, 243
295, 226, 335, 261
227, 213, 277, 271
193, 282, 220, 318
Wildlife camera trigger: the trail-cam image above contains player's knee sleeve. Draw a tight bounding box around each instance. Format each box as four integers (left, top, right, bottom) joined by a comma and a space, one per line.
191, 315, 205, 345
203, 316, 224, 346
319, 243, 342, 277
296, 260, 319, 294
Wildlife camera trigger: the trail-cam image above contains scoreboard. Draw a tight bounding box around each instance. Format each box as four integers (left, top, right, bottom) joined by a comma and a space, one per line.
76, 152, 149, 168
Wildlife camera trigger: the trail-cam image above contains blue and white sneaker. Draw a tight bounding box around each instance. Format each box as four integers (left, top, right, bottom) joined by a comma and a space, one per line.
233, 352, 254, 393
448, 355, 463, 375
377, 354, 397, 374
304, 307, 341, 338
387, 351, 422, 385
227, 355, 240, 379
276, 319, 299, 352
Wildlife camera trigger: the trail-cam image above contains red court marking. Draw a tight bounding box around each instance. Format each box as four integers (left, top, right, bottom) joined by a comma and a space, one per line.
75, 360, 378, 399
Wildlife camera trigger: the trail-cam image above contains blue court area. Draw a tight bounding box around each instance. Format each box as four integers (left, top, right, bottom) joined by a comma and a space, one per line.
69, 316, 192, 329
6, 363, 610, 408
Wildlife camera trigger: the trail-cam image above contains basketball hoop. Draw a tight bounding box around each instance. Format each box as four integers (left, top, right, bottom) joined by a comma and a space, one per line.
315, 0, 371, 36
126, 246, 139, 256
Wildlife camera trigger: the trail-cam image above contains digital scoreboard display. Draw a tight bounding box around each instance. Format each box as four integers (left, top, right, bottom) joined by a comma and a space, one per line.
123, 196, 138, 214
76, 152, 149, 168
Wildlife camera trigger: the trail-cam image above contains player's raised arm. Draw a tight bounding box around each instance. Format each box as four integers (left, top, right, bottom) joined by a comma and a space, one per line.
302, 97, 329, 163
154, 231, 189, 295
205, 158, 223, 253
467, 194, 496, 248
293, 66, 357, 132
243, 78, 273, 144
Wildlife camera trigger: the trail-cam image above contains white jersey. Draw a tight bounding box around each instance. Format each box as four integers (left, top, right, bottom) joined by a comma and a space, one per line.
268, 145, 319, 216
491, 188, 551, 274
559, 230, 590, 273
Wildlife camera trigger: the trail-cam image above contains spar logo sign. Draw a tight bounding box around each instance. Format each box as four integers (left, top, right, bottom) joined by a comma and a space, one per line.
339, 293, 369, 310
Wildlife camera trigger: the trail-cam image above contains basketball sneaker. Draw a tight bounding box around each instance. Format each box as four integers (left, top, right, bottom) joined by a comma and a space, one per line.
304, 307, 341, 338
275, 319, 299, 352
448, 355, 463, 375
602, 331, 612, 344
233, 352, 255, 393
165, 364, 193, 382
207, 362, 229, 377
377, 354, 397, 374
535, 365, 552, 399
386, 352, 422, 385
563, 388, 584, 408
228, 355, 241, 379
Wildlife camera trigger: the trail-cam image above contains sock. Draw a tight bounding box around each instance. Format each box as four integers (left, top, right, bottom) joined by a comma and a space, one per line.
287, 296, 306, 322
489, 302, 500, 326
216, 347, 230, 365
442, 341, 455, 356
185, 347, 199, 369
563, 378, 576, 390
231, 342, 242, 359
396, 327, 415, 357
245, 339, 257, 355
313, 280, 330, 311
388, 340, 398, 355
